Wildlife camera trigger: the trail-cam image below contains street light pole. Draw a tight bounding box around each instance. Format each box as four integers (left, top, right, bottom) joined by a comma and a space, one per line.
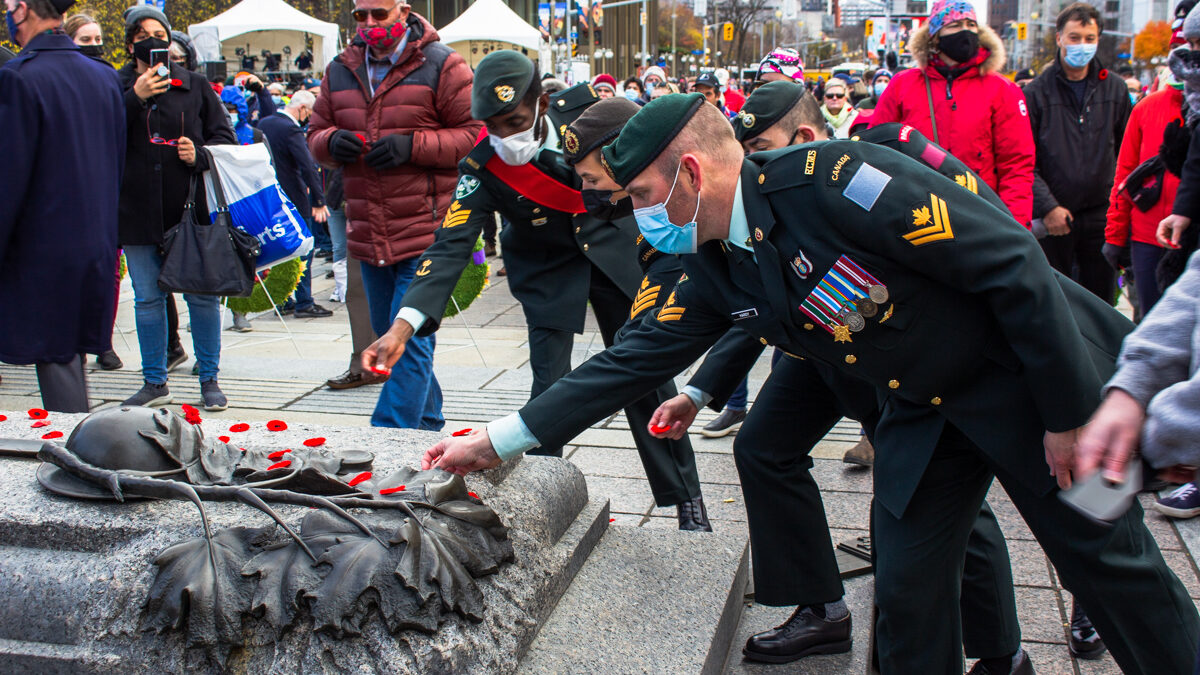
672, 2, 677, 76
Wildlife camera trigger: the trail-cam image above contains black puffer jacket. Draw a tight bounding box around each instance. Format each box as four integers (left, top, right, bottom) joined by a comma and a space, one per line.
1024, 57, 1132, 217
117, 61, 236, 246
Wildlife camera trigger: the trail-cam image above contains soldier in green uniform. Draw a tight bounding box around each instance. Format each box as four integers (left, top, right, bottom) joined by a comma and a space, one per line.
419, 94, 1200, 674
362, 52, 710, 530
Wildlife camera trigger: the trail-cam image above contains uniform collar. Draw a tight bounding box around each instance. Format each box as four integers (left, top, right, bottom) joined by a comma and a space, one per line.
738, 158, 777, 242
725, 177, 753, 252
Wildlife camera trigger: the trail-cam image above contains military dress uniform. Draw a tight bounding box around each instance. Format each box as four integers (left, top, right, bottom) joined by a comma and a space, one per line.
398, 65, 702, 507
515, 96, 1198, 674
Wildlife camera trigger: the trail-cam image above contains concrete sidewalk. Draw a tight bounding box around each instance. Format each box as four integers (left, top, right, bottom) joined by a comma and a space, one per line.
3, 252, 1197, 674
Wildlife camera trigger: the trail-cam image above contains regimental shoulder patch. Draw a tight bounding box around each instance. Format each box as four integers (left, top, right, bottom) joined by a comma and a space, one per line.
656, 290, 686, 322
953, 173, 979, 194
495, 85, 515, 103
804, 150, 817, 175
842, 162, 891, 211
455, 174, 481, 200
904, 193, 955, 246
442, 200, 471, 228
829, 153, 852, 182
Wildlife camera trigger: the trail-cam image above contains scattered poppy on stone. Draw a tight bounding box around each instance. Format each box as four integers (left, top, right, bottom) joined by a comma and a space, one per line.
609, 518, 616, 523
468, 491, 479, 499
267, 449, 292, 460
266, 420, 287, 431
28, 408, 48, 419
41, 431, 63, 439
303, 437, 326, 447
0, 414, 7, 421
451, 428, 472, 437
31, 420, 50, 428
379, 485, 406, 495
348, 472, 372, 487
267, 460, 292, 471
218, 436, 230, 443
229, 423, 250, 432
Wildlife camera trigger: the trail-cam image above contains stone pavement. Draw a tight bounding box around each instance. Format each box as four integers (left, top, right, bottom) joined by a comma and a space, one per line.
3, 253, 1199, 674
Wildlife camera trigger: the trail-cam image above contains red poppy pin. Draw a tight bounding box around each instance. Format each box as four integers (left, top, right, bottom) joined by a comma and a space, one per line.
303, 437, 326, 447
41, 431, 63, 439
28, 408, 48, 420
1098, 69, 1108, 80
229, 423, 250, 432
266, 420, 288, 431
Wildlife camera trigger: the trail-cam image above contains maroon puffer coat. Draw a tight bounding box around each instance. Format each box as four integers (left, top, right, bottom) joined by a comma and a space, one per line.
309, 13, 481, 266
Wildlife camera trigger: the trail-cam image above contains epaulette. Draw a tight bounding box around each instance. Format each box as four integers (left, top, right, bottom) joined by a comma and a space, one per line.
460, 139, 495, 173
752, 143, 820, 193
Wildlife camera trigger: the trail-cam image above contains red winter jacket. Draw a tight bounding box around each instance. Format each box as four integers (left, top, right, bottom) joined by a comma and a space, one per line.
308, 13, 481, 266
870, 24, 1035, 226
1106, 87, 1183, 248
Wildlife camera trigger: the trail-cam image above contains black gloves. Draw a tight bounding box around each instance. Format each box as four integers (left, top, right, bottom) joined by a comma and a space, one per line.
1102, 242, 1130, 271
364, 134, 413, 170
329, 129, 366, 164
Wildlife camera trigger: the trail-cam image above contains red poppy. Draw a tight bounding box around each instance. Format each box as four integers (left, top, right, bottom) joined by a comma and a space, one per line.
31, 420, 50, 428
468, 491, 479, 499
267, 449, 292, 460
170, 78, 183, 86
229, 423, 250, 432
451, 428, 473, 437
368, 365, 391, 376
609, 518, 616, 523
0, 414, 7, 421
266, 420, 288, 431
181, 404, 198, 415
267, 460, 292, 471
41, 431, 63, 439
28, 408, 48, 419
1098, 69, 1108, 80
348, 471, 372, 487
649, 423, 671, 434
302, 437, 326, 447
218, 436, 231, 443
379, 485, 406, 495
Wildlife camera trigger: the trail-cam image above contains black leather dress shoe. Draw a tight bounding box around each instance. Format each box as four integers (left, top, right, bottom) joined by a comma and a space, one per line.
743, 605, 852, 663
966, 648, 1034, 675
326, 369, 389, 390
677, 496, 713, 531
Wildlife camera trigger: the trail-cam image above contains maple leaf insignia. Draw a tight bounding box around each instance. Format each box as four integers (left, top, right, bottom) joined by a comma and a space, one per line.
912, 206, 933, 227
954, 174, 968, 187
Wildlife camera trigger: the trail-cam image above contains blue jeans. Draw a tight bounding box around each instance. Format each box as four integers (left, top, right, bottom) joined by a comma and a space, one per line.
328, 207, 348, 263
1131, 241, 1168, 314
359, 258, 444, 430
290, 215, 316, 311
124, 245, 221, 384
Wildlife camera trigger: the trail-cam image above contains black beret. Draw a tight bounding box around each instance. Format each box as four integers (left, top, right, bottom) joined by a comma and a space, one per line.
563, 97, 640, 165
471, 50, 536, 120
734, 80, 806, 142
602, 93, 705, 186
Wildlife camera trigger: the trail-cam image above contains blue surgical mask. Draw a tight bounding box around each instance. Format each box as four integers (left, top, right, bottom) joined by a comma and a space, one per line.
873, 82, 887, 97
1063, 43, 1097, 69
623, 88, 640, 101
632, 161, 700, 255
1129, 92, 1137, 105
6, 8, 23, 46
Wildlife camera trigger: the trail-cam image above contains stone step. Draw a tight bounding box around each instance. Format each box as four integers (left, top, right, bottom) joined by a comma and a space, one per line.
520, 526, 750, 675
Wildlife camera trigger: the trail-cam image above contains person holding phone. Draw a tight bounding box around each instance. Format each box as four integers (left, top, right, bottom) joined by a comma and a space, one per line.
115, 5, 237, 411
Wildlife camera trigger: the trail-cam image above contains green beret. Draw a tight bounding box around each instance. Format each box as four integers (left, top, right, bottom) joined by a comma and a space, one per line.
564, 97, 640, 166
471, 50, 536, 120
734, 81, 806, 142
602, 93, 705, 186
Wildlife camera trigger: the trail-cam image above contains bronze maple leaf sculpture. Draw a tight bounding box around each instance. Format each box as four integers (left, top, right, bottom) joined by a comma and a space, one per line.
34, 406, 515, 662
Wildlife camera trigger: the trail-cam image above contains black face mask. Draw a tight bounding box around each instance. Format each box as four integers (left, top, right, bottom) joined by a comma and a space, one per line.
936, 30, 979, 64
582, 189, 620, 220
79, 44, 104, 58
132, 36, 169, 64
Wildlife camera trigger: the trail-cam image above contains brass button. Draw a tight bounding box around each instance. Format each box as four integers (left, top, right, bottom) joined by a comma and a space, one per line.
844, 355, 857, 364
757, 173, 766, 184
575, 226, 581, 233
532, 207, 541, 214
803, 323, 814, 331
759, 337, 768, 345
582, 243, 589, 251
557, 99, 565, 106
930, 396, 943, 406
888, 379, 900, 389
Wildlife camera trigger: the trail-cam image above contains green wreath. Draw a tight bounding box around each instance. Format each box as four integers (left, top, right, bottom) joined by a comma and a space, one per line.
444, 237, 490, 318
118, 252, 127, 281
223, 257, 306, 314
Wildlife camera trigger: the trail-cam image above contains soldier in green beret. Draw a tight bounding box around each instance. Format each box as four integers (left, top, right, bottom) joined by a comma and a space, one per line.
421, 92, 1199, 674
364, 53, 712, 530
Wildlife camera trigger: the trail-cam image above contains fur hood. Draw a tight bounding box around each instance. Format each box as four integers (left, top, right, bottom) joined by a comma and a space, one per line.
908, 22, 1006, 74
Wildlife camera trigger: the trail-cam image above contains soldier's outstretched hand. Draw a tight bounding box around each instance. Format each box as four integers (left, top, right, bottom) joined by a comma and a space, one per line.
361, 319, 413, 375
422, 429, 502, 475
649, 393, 698, 440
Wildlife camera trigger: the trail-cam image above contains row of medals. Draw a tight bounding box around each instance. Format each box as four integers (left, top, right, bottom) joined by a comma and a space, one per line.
835, 284, 890, 332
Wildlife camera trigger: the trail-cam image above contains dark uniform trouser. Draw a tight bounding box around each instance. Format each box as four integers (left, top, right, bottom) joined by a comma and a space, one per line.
35, 354, 89, 413
735, 355, 1020, 659
1038, 206, 1116, 304
874, 420, 1200, 675
526, 266, 702, 506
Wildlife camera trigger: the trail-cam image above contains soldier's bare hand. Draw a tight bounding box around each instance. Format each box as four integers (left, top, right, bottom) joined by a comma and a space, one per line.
649, 393, 698, 440
422, 429, 502, 474
1076, 389, 1144, 485
1044, 428, 1079, 490
361, 319, 413, 374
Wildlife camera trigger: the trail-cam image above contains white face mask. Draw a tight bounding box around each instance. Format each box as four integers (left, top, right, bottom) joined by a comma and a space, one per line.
488, 99, 542, 166
228, 112, 238, 127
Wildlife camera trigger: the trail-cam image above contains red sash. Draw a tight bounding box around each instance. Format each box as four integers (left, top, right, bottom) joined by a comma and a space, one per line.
474, 129, 586, 214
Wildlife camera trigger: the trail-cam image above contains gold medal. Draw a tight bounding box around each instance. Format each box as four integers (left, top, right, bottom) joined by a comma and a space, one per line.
833, 325, 853, 343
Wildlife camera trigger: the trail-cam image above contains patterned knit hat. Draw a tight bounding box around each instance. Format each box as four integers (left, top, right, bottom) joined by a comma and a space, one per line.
928, 0, 976, 36
756, 47, 804, 81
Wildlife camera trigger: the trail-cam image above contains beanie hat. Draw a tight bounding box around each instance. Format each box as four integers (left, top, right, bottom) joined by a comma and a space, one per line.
592, 73, 618, 92
642, 65, 667, 86
1185, 2, 1200, 40
871, 69, 893, 86
756, 47, 804, 81
928, 0, 975, 36
123, 5, 172, 41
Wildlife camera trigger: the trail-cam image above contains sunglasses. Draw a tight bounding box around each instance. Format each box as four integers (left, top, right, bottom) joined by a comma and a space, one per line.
352, 2, 398, 22
825, 92, 845, 99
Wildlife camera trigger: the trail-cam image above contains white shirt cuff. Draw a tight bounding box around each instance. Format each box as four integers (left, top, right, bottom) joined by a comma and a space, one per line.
681, 385, 713, 411
395, 306, 428, 333
487, 413, 541, 461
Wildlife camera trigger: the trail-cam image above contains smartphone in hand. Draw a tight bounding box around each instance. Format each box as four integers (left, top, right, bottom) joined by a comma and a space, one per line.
150, 48, 171, 88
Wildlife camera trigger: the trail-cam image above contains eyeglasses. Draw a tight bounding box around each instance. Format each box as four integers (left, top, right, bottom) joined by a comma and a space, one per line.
352, 2, 399, 22
824, 93, 845, 99
149, 112, 184, 147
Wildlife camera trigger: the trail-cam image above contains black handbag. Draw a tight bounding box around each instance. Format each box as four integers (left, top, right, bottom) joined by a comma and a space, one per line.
158, 150, 261, 297
1122, 155, 1167, 213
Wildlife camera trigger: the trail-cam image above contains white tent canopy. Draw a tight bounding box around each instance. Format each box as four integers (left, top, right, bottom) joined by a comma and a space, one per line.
437, 0, 542, 51
189, 0, 341, 74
